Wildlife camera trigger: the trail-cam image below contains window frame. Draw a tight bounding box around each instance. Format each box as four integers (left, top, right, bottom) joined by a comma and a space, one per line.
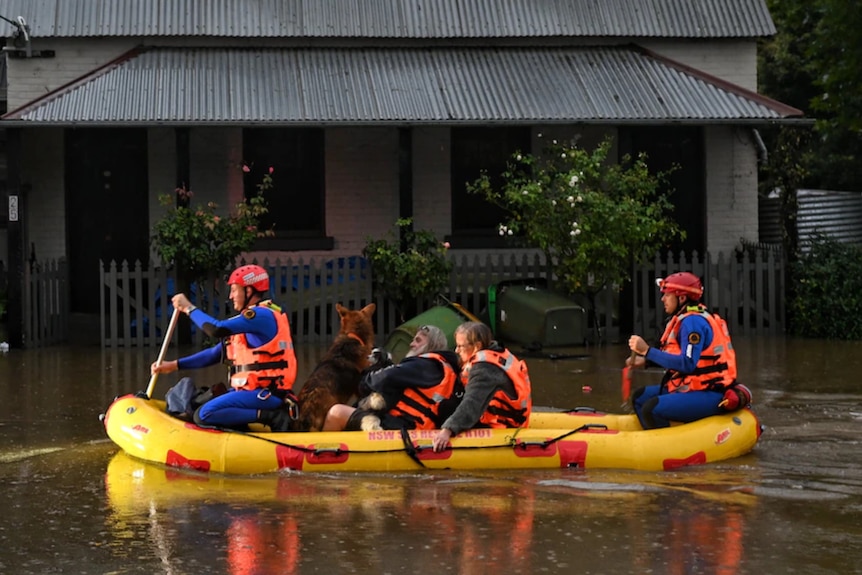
242, 127, 333, 251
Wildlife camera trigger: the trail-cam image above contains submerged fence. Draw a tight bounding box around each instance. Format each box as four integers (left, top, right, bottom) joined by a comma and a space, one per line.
98, 254, 569, 348
22, 258, 68, 347
97, 248, 783, 349
631, 248, 784, 337
6, 248, 784, 348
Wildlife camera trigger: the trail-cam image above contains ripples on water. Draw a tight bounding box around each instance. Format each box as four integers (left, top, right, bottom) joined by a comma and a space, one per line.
0, 336, 860, 574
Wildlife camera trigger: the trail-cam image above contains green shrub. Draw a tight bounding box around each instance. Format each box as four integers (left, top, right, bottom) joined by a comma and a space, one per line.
789, 235, 862, 339
363, 218, 452, 320
467, 136, 682, 299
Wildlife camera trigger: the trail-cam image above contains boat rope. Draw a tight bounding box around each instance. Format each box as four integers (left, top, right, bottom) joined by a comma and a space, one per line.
201, 423, 604, 456
399, 427, 426, 468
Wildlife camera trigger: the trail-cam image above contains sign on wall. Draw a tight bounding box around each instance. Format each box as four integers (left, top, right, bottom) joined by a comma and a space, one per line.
8, 195, 18, 222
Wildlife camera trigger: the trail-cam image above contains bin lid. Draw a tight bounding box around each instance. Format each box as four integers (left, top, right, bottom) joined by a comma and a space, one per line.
383, 303, 481, 362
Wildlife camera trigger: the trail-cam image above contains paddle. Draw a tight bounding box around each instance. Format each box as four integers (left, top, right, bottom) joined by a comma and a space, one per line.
145, 307, 181, 398
621, 350, 636, 403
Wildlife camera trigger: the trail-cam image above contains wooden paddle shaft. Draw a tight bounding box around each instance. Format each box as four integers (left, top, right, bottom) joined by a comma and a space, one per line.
145, 307, 181, 398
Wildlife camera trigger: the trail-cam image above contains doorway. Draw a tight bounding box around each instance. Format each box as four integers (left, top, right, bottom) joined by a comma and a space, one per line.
65, 128, 149, 313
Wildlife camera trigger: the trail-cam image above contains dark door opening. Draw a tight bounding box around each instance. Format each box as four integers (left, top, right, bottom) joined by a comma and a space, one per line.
66, 128, 149, 313
619, 126, 705, 254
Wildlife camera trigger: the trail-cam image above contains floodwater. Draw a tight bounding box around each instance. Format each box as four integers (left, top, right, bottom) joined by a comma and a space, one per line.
1, 334, 861, 575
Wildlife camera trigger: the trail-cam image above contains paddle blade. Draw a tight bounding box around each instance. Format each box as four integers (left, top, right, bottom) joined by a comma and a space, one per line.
621, 366, 632, 402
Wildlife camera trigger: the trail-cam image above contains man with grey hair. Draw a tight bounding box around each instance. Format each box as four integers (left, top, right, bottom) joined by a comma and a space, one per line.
322, 325, 462, 431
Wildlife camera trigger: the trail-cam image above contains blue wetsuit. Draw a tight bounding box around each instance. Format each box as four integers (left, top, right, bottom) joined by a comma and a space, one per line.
633, 313, 725, 428
179, 306, 284, 428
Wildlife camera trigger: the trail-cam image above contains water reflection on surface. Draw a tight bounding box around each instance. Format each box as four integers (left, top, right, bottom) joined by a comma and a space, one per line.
0, 335, 861, 574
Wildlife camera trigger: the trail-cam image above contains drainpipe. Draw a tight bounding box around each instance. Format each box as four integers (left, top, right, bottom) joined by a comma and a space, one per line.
751, 128, 768, 164
398, 128, 413, 250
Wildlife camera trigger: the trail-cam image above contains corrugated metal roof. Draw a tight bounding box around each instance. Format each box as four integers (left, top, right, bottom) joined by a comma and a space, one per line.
0, 0, 776, 39
2, 46, 801, 125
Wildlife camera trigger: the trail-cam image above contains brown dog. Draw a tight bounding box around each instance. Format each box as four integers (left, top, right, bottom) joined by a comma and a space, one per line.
291, 302, 376, 432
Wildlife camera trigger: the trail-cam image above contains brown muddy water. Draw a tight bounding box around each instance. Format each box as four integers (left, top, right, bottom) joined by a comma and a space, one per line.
0, 334, 861, 574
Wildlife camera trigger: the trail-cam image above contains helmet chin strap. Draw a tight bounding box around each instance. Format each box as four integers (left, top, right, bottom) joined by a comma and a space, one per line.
242, 287, 253, 310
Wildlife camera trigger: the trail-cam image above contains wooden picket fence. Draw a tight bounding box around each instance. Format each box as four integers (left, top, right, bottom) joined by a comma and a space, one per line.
631, 248, 784, 337
96, 248, 783, 349
98, 254, 577, 348
23, 258, 69, 347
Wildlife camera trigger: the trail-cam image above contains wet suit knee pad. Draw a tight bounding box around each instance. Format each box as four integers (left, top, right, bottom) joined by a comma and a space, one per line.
641, 396, 660, 429
631, 386, 648, 403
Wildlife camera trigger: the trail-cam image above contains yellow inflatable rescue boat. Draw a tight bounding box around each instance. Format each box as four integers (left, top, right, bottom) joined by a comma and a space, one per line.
102, 394, 761, 474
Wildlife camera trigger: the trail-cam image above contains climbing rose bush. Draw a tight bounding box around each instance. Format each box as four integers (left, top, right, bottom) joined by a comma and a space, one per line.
151, 166, 273, 281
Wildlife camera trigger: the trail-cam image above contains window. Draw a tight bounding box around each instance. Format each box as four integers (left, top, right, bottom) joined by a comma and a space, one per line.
618, 126, 705, 254
450, 127, 532, 247
242, 128, 332, 250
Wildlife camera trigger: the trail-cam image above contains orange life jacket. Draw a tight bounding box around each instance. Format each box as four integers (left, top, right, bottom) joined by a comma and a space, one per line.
387, 353, 461, 430
462, 348, 532, 428
226, 301, 297, 391
660, 304, 737, 393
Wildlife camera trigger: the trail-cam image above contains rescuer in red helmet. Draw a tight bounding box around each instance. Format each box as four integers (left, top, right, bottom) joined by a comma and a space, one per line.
150, 264, 298, 431
626, 271, 751, 429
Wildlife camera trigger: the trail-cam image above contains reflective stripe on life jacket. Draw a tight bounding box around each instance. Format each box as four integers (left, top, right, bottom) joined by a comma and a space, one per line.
226, 300, 297, 391
462, 348, 532, 428
660, 304, 737, 393
387, 353, 461, 430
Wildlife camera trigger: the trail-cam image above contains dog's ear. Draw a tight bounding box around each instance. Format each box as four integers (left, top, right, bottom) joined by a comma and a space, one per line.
360, 303, 376, 317
336, 303, 346, 317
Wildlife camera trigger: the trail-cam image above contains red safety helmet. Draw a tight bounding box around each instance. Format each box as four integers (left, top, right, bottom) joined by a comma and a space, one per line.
655, 272, 703, 300
228, 264, 270, 292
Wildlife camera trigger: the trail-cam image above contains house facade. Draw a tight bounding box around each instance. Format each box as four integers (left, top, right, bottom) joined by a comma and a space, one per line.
0, 0, 801, 334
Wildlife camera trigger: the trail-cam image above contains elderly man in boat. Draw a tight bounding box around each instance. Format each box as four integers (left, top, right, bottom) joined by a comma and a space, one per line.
324, 324, 462, 431
626, 272, 752, 429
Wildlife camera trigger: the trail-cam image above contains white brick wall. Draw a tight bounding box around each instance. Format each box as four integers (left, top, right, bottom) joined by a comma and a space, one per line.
5, 38, 137, 111
704, 126, 759, 255
641, 39, 758, 91
323, 127, 400, 256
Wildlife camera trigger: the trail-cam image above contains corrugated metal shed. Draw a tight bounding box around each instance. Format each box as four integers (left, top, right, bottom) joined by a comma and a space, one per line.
3, 46, 801, 125
0, 0, 776, 39
759, 190, 862, 247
